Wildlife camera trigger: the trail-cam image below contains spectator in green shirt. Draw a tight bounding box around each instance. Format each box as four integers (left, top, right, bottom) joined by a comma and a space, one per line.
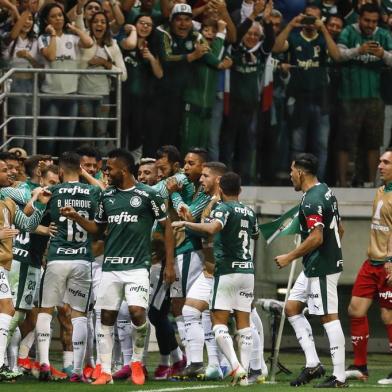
337, 3, 392, 187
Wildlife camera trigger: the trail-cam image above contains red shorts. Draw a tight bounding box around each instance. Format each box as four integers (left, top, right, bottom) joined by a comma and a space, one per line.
352, 259, 392, 308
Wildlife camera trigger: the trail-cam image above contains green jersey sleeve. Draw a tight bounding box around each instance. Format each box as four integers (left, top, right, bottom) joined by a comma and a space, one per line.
14, 203, 45, 232
149, 191, 167, 221
210, 204, 229, 228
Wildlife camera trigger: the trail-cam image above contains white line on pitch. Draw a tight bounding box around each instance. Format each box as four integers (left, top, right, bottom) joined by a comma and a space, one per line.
132, 385, 227, 392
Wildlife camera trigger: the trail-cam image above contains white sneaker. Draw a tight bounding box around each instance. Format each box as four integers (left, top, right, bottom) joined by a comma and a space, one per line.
205, 364, 223, 380
378, 373, 392, 385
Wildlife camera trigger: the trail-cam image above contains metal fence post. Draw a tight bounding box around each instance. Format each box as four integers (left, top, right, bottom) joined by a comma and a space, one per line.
32, 73, 38, 155
116, 73, 122, 148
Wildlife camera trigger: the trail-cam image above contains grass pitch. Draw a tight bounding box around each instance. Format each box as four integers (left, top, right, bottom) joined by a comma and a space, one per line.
4, 352, 392, 391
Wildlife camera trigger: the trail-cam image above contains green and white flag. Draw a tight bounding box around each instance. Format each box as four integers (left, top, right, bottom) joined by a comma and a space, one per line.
259, 205, 300, 244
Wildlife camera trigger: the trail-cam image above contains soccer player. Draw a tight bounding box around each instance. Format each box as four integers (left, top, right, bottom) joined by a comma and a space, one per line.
35, 152, 101, 382
135, 158, 184, 380
17, 165, 61, 376
0, 159, 50, 381
168, 148, 210, 372
345, 149, 392, 384
275, 153, 346, 388
173, 171, 259, 386
179, 161, 227, 380
60, 148, 175, 385
138, 158, 158, 186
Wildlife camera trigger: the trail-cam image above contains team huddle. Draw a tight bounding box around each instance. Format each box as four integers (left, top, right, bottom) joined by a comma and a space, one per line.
0, 146, 391, 388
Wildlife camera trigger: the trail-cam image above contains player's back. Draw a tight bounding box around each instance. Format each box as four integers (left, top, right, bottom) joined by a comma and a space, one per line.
212, 200, 258, 276
47, 182, 100, 262
299, 183, 343, 277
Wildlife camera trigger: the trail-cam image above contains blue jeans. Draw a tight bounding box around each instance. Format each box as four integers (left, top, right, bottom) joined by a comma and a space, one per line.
8, 78, 33, 152
78, 96, 109, 150
290, 101, 330, 180
39, 98, 77, 154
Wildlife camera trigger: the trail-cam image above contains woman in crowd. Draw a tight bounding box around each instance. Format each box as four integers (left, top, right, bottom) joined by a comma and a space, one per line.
71, 0, 103, 31
78, 11, 127, 152
3, 10, 41, 152
120, 14, 163, 158
38, 2, 93, 154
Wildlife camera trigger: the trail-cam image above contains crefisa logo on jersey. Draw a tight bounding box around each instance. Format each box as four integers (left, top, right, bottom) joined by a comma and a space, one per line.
130, 196, 142, 208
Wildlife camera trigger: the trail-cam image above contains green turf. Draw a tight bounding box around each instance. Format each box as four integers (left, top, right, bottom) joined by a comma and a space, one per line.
4, 352, 392, 391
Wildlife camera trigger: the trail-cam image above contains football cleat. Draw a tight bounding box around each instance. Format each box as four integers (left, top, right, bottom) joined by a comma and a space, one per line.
50, 365, 67, 380
129, 361, 145, 385
314, 375, 348, 388
345, 364, 368, 381
230, 365, 248, 386
205, 364, 223, 380
290, 363, 326, 386
91, 364, 102, 381
113, 364, 131, 380
91, 371, 113, 385
38, 364, 52, 382
0, 364, 21, 382
154, 365, 171, 380
17, 357, 32, 372
378, 371, 392, 385
70, 373, 89, 383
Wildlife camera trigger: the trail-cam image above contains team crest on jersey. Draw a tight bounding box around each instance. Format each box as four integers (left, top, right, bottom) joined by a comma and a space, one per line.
0, 283, 8, 293
65, 41, 73, 49
130, 196, 142, 208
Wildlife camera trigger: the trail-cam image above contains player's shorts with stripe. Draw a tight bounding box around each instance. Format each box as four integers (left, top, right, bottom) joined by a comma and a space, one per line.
149, 263, 170, 310
289, 270, 340, 315
210, 273, 254, 312
39, 260, 92, 313
352, 259, 392, 308
170, 250, 204, 298
0, 266, 12, 300
9, 260, 40, 310
95, 268, 149, 311
187, 270, 213, 303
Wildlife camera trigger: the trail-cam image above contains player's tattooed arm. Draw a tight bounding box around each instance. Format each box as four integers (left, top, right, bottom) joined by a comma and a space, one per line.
159, 217, 176, 284
60, 206, 106, 235
275, 226, 323, 269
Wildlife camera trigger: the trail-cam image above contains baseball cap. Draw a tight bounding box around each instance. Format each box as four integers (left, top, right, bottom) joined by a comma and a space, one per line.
170, 3, 193, 20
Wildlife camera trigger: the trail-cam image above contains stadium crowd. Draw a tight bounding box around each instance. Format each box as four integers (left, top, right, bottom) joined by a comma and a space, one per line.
0, 0, 392, 186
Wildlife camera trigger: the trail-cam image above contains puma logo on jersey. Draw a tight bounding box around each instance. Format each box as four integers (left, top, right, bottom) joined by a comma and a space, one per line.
108, 199, 115, 204
108, 212, 138, 224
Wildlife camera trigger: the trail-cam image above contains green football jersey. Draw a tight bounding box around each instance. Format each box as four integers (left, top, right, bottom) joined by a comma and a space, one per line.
95, 183, 167, 272
12, 181, 35, 265
287, 31, 328, 100
299, 183, 343, 277
47, 182, 100, 262
338, 24, 392, 100
210, 201, 259, 276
